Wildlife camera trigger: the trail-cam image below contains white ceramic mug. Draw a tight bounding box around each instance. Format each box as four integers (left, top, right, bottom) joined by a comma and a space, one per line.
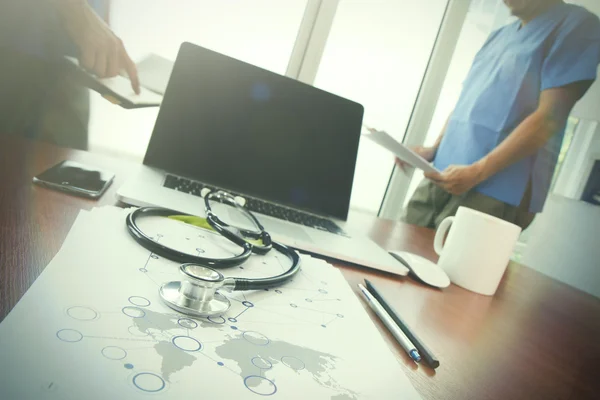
434, 207, 522, 296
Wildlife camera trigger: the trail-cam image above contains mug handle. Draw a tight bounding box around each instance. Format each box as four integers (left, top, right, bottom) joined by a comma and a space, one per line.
434, 216, 454, 256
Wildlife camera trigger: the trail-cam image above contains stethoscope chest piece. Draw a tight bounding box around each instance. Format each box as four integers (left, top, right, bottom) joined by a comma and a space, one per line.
159, 264, 234, 317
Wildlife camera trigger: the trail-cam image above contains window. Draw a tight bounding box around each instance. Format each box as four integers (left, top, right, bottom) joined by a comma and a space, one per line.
313, 0, 449, 213
550, 117, 579, 191
88, 0, 308, 159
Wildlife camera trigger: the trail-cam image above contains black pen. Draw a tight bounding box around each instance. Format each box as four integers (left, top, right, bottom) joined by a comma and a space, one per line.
364, 279, 440, 369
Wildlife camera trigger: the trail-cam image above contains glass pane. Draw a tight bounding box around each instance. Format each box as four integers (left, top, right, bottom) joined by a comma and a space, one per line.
403, 0, 512, 207
89, 0, 308, 159
513, 117, 580, 262
313, 0, 449, 214
550, 117, 580, 191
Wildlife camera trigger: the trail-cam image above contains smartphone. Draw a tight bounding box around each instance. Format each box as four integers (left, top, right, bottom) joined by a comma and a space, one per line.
33, 160, 115, 199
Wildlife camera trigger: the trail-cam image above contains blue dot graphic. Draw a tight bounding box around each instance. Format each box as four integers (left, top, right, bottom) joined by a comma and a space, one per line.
321, 324, 326, 328
251, 83, 271, 101
217, 362, 224, 366
124, 363, 134, 369
231, 326, 238, 330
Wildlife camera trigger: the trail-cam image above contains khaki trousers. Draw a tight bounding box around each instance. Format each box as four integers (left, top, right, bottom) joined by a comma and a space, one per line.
402, 179, 535, 231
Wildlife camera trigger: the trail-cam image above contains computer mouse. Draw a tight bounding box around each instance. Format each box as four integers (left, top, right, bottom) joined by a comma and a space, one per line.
388, 250, 450, 288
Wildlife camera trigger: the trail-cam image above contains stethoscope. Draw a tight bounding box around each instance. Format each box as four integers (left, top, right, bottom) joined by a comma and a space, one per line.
126, 190, 301, 318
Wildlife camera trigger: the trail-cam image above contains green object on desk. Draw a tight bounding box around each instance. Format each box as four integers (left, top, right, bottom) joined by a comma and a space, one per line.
168, 215, 214, 231
167, 215, 263, 245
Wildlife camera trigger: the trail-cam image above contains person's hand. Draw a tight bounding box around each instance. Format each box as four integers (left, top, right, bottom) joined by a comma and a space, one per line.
424, 163, 485, 195
60, 1, 140, 93
395, 146, 436, 173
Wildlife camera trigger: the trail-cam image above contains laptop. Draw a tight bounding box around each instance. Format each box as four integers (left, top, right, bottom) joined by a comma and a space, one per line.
117, 42, 408, 277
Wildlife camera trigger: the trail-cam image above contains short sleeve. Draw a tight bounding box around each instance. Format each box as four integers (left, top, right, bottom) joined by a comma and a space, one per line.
541, 13, 600, 91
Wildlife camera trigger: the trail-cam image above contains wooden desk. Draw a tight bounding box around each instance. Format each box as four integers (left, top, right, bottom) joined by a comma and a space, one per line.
1, 135, 599, 400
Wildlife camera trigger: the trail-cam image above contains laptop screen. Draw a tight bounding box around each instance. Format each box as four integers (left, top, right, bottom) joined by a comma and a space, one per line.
144, 42, 363, 221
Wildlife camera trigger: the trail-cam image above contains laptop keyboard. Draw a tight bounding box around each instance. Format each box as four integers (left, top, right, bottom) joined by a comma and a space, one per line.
163, 174, 347, 236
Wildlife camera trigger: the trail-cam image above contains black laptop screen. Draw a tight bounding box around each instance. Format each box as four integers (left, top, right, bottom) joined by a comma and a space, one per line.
144, 42, 364, 221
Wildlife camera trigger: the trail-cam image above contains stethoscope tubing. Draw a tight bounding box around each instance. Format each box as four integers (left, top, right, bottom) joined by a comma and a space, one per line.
125, 191, 301, 291
126, 207, 252, 268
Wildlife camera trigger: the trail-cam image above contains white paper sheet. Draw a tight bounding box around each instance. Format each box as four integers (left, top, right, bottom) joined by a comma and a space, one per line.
0, 207, 421, 399
363, 127, 440, 174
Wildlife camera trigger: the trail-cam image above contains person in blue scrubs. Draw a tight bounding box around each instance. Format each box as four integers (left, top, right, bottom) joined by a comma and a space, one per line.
402, 0, 600, 230
0, 0, 139, 149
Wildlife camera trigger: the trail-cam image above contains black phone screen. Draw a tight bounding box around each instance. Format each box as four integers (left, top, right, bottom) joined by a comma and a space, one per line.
34, 161, 114, 196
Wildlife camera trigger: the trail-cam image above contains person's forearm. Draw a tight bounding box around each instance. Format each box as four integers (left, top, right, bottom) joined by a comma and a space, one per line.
474, 109, 562, 182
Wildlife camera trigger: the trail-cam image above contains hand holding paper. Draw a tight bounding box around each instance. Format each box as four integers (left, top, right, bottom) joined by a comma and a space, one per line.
362, 125, 440, 174
395, 146, 436, 172
424, 163, 486, 195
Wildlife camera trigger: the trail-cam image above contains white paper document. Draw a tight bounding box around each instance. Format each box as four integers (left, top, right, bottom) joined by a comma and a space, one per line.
0, 206, 421, 399
363, 127, 440, 174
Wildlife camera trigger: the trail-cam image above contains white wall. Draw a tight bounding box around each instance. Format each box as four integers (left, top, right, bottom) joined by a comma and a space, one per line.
523, 121, 600, 298
522, 0, 600, 297
522, 195, 600, 298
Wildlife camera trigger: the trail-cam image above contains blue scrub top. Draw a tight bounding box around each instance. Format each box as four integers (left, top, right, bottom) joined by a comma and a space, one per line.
433, 2, 600, 213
